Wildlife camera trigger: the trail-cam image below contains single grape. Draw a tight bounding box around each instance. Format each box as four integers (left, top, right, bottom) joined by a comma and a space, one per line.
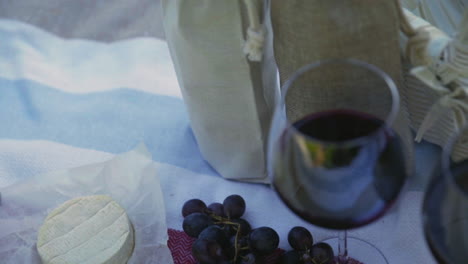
223, 195, 246, 219
227, 235, 250, 258
192, 238, 228, 264
232, 218, 252, 237
311, 242, 335, 264
207, 202, 225, 217
216, 223, 232, 238
198, 225, 229, 248
183, 212, 214, 237
238, 236, 251, 249
249, 227, 280, 255
224, 218, 252, 237
288, 226, 314, 251
182, 199, 207, 217
280, 250, 302, 264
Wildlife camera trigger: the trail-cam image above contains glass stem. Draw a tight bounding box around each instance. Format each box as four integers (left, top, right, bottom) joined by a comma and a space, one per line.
337, 230, 349, 263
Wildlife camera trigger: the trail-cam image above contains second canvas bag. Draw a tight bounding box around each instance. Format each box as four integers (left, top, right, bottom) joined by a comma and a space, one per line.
270, 0, 415, 175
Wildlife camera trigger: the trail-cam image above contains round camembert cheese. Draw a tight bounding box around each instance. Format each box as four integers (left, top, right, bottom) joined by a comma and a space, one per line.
37, 195, 135, 264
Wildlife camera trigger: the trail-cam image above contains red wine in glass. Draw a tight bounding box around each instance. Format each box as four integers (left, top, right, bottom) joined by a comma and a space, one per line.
273, 109, 407, 230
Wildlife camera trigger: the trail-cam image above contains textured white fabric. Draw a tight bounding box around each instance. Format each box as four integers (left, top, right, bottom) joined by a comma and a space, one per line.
401, 3, 468, 160
417, 0, 466, 36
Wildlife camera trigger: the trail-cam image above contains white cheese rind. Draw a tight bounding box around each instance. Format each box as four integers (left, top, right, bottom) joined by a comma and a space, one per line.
37, 195, 135, 264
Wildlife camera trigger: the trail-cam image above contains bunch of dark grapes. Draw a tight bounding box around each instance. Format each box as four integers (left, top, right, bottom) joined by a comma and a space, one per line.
280, 226, 334, 264
182, 195, 280, 264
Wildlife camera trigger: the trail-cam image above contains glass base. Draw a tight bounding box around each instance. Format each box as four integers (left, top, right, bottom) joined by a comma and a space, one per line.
321, 236, 389, 264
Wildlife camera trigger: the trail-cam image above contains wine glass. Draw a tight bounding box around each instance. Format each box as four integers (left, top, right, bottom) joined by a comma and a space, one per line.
423, 125, 468, 264
267, 58, 408, 263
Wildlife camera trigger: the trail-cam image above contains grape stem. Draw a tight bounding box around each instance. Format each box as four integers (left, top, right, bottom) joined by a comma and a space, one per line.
224, 220, 241, 262
207, 211, 242, 263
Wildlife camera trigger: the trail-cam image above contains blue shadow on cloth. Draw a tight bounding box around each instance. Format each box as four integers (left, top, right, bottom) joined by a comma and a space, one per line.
0, 78, 216, 175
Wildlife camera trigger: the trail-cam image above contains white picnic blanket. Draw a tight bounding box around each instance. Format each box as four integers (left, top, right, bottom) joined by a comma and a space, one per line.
0, 19, 438, 263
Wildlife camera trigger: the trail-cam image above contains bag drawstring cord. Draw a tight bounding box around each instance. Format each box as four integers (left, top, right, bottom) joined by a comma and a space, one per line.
243, 0, 266, 62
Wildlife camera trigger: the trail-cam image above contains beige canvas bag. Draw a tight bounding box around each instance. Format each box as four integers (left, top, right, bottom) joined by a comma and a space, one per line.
401, 1, 468, 161
162, 0, 276, 182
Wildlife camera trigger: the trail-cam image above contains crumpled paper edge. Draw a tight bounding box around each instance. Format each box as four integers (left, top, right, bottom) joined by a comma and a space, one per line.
0, 143, 174, 264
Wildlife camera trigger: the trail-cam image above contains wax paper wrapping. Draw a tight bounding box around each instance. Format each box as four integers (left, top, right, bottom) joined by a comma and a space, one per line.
0, 145, 174, 264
